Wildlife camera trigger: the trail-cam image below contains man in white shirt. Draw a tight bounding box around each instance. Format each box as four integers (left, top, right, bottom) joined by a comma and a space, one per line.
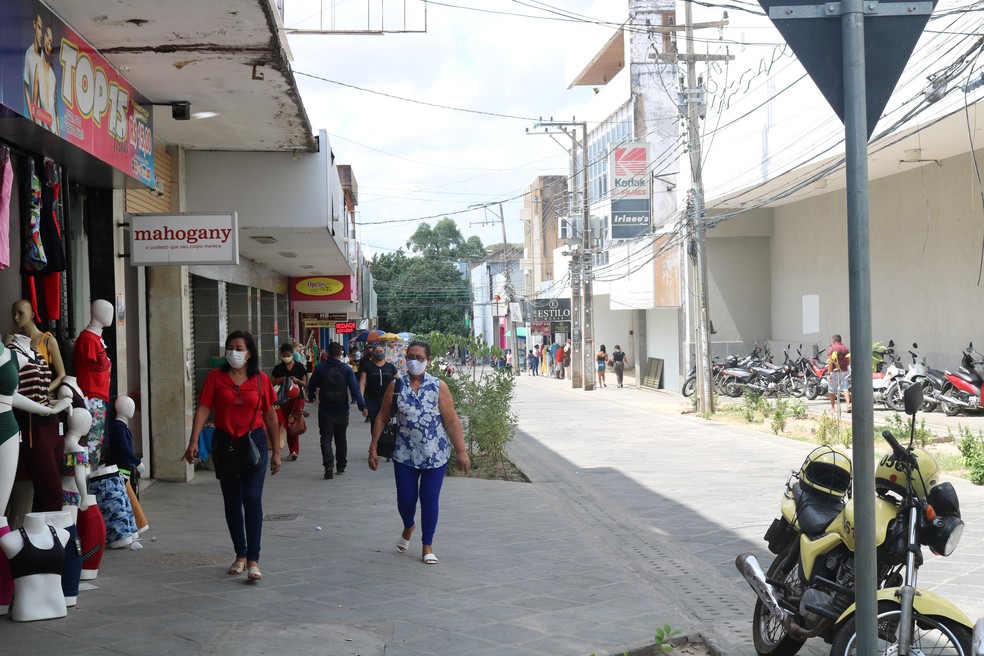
23, 13, 44, 120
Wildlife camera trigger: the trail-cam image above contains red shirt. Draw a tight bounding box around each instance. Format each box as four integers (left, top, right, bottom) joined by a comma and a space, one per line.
827, 342, 850, 372
74, 330, 112, 402
200, 369, 275, 436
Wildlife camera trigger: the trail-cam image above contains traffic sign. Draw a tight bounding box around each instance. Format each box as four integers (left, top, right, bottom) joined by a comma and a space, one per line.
758, 0, 935, 138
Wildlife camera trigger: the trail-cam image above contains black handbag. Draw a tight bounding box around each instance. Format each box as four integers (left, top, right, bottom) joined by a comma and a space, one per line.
212, 378, 262, 480
376, 380, 401, 459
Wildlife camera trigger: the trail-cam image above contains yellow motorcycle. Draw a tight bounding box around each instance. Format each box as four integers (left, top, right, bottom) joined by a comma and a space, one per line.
737, 383, 983, 655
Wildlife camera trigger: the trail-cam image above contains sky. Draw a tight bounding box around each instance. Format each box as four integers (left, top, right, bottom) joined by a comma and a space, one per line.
283, 0, 605, 259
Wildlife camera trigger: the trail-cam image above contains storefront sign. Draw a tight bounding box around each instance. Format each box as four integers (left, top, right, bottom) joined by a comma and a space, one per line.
129, 213, 239, 266
610, 143, 651, 240
530, 321, 552, 336
335, 321, 356, 334
0, 0, 155, 187
328, 313, 348, 321
289, 276, 354, 301
529, 298, 572, 321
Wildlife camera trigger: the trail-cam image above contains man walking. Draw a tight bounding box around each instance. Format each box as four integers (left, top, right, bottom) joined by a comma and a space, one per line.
827, 334, 852, 413
308, 342, 367, 479
360, 343, 397, 427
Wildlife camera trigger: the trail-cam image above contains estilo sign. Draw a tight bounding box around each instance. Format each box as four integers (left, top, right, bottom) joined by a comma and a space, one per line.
128, 213, 239, 266
529, 298, 572, 321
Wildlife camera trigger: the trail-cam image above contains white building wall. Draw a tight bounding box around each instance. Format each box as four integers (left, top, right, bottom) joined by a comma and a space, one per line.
647, 308, 681, 390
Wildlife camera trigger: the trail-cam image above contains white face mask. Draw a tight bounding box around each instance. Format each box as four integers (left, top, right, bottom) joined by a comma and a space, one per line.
407, 359, 427, 376
282, 356, 293, 364
226, 350, 248, 369
354, 351, 362, 360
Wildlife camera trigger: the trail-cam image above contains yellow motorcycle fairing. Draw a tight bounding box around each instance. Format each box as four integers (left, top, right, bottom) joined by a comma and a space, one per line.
798, 496, 899, 580
835, 588, 974, 628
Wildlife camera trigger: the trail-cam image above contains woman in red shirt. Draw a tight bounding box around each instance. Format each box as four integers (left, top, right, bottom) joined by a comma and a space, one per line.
183, 331, 281, 581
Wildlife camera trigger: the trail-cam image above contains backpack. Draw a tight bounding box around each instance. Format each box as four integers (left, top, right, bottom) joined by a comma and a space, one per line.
319, 362, 348, 406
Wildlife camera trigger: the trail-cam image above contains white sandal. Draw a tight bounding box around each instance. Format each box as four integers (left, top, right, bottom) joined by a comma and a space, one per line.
422, 553, 438, 565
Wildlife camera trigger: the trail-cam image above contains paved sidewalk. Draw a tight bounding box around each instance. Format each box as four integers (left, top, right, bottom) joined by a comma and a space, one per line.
5, 373, 984, 656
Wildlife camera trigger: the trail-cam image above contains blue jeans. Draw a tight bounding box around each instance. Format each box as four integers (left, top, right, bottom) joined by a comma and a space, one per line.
218, 430, 268, 561
393, 461, 447, 546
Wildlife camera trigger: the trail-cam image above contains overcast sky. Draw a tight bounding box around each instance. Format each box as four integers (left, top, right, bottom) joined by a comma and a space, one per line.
284, 0, 604, 258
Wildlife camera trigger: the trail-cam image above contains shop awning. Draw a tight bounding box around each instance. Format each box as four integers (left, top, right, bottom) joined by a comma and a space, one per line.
505, 327, 527, 337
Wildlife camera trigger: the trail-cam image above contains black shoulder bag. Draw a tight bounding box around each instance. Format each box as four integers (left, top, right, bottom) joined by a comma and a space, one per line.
376, 380, 402, 459
212, 376, 263, 480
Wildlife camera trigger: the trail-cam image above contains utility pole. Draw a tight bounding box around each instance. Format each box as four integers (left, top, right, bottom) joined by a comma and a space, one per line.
662, 6, 731, 413
528, 119, 593, 390
497, 203, 521, 376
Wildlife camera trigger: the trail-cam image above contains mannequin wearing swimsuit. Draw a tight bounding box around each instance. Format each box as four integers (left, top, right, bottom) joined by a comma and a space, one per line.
0, 343, 71, 519
61, 408, 91, 519
0, 511, 70, 621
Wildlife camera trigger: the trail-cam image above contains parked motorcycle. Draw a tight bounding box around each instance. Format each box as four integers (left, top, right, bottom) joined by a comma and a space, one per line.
736, 383, 981, 655
871, 341, 906, 410
794, 345, 828, 401
937, 343, 984, 417
722, 345, 798, 397
886, 343, 943, 413
682, 356, 733, 398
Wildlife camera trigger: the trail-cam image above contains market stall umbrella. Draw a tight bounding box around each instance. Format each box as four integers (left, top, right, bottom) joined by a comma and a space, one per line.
354, 330, 370, 342
379, 332, 401, 341
367, 330, 382, 343
397, 332, 413, 340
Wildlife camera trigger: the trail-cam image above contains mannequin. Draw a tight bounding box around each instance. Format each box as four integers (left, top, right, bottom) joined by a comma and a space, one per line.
0, 342, 73, 520
73, 300, 113, 466
61, 408, 91, 516
76, 493, 105, 580
0, 517, 12, 615
57, 375, 88, 410
106, 396, 148, 532
8, 333, 68, 513
87, 464, 137, 549
44, 510, 81, 607
0, 511, 69, 621
11, 299, 66, 394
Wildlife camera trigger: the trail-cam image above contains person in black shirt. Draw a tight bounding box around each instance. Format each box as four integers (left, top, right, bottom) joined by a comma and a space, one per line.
271, 343, 307, 461
360, 344, 398, 427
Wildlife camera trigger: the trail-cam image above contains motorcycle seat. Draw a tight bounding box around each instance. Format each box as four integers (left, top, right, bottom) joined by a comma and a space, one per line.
793, 483, 844, 535
951, 370, 982, 385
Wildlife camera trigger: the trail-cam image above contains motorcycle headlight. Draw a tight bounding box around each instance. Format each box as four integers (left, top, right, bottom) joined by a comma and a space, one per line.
927, 482, 961, 518
925, 515, 964, 557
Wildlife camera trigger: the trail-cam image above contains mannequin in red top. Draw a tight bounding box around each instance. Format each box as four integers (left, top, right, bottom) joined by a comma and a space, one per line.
73, 300, 113, 465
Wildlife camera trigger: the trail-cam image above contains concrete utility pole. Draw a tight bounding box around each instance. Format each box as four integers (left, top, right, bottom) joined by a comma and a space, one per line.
529, 119, 593, 390
498, 203, 521, 376
662, 6, 731, 413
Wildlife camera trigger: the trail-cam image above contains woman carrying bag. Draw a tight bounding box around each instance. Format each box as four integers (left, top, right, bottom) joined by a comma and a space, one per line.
182, 331, 281, 581
367, 340, 470, 565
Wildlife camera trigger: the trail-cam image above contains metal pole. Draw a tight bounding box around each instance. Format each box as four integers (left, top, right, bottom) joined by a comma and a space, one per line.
842, 0, 876, 651
580, 122, 595, 391
684, 0, 714, 413
499, 203, 521, 376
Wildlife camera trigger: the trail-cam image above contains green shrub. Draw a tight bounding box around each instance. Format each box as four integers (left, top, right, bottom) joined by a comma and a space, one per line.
876, 413, 933, 448
957, 425, 984, 485
816, 413, 838, 446
771, 398, 788, 434
788, 398, 808, 419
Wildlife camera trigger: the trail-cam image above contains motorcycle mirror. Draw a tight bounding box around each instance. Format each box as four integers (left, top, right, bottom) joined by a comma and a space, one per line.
913, 343, 918, 349
903, 382, 924, 416
888, 339, 895, 347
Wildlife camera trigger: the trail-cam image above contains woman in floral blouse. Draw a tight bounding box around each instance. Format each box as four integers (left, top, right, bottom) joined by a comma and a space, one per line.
368, 340, 469, 564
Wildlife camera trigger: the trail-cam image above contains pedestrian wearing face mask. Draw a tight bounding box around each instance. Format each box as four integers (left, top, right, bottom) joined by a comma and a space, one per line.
368, 340, 470, 565
182, 331, 281, 582
360, 344, 398, 426
271, 342, 307, 460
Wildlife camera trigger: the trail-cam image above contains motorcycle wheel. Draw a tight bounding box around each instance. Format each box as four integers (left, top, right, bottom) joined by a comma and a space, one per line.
885, 380, 906, 412
752, 547, 805, 656
783, 376, 806, 398
805, 379, 819, 401
830, 600, 971, 656
682, 376, 696, 397
723, 377, 744, 398
940, 384, 963, 417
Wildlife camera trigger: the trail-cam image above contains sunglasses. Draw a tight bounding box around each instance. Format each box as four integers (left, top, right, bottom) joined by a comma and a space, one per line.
406, 355, 427, 362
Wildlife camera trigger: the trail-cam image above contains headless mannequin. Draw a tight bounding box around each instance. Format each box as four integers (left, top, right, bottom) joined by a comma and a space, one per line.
62, 408, 92, 514
88, 464, 136, 548
76, 493, 104, 580
0, 343, 73, 522
44, 509, 82, 607
0, 511, 70, 621
11, 299, 66, 394
109, 396, 148, 533
74, 300, 113, 466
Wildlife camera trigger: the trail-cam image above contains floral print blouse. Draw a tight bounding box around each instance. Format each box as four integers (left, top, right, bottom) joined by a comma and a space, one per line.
392, 373, 450, 470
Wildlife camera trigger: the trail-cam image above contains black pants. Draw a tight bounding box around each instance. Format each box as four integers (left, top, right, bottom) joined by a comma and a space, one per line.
318, 407, 349, 472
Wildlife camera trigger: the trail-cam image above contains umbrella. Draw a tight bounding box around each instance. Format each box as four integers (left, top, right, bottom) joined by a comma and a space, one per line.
379, 332, 401, 341
367, 329, 382, 343
354, 330, 370, 342
397, 332, 413, 340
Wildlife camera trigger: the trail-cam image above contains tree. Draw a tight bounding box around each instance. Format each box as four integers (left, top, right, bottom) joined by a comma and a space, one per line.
406, 218, 485, 260
370, 250, 472, 335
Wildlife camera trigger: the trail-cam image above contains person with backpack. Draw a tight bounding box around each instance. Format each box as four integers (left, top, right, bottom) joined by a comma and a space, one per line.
308, 342, 367, 479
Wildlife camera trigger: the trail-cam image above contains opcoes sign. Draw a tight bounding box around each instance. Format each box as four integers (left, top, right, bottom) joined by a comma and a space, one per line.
0, 0, 155, 187
295, 278, 343, 296
289, 276, 354, 301
129, 213, 239, 266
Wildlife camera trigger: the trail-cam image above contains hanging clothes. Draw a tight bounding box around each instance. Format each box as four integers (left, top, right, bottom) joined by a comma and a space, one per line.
35, 159, 67, 321
0, 145, 12, 270
22, 159, 46, 273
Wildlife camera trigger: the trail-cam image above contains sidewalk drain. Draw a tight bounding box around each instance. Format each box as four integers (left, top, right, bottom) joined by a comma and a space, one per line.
264, 512, 301, 522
